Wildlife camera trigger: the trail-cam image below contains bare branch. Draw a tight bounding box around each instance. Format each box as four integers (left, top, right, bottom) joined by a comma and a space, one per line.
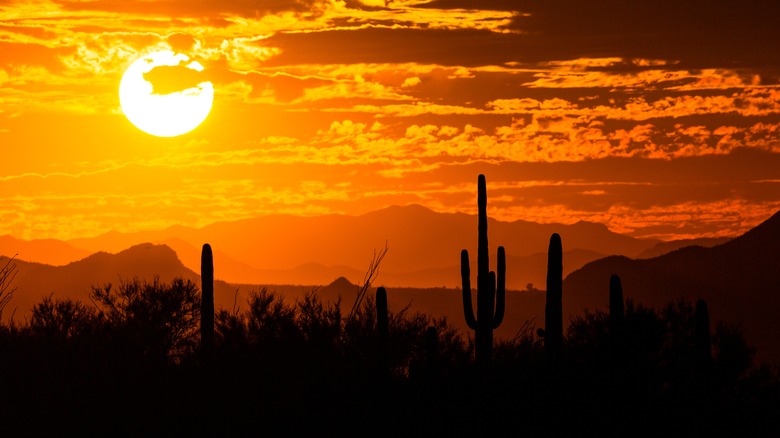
0, 254, 19, 320
347, 241, 389, 323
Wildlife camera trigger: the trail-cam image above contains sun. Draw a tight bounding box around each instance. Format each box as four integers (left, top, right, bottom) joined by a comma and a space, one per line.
119, 50, 214, 137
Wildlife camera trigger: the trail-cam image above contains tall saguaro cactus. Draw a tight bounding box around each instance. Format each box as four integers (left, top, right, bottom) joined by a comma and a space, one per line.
609, 274, 625, 335
608, 274, 626, 357
200, 243, 215, 359
544, 233, 563, 358
461, 174, 506, 369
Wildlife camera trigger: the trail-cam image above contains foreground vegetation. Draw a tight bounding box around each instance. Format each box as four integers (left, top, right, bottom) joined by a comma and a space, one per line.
0, 274, 778, 436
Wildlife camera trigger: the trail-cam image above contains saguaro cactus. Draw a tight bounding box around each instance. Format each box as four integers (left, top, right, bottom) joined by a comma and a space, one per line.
376, 286, 389, 339
200, 243, 215, 358
609, 274, 625, 334
608, 274, 626, 358
544, 233, 563, 358
461, 174, 506, 369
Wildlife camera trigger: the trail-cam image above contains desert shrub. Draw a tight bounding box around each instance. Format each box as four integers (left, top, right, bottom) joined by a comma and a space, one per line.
297, 289, 342, 347
30, 295, 100, 339
713, 320, 755, 382
90, 276, 200, 363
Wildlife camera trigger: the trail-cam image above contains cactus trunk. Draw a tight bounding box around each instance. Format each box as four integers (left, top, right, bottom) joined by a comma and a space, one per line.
376, 286, 389, 339
461, 174, 506, 371
609, 274, 625, 335
200, 243, 215, 359
544, 233, 563, 358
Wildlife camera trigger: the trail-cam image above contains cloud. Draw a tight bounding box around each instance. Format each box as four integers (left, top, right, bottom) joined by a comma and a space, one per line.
53, 0, 330, 18
262, 27, 530, 67
401, 76, 420, 88
2, 0, 779, 245
143, 63, 209, 95
502, 0, 780, 69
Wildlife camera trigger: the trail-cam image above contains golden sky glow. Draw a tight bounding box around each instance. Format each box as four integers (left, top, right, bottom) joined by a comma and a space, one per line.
1, 0, 780, 241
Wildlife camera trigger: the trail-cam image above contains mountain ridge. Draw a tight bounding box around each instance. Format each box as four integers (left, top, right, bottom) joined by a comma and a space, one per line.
564, 209, 780, 364
2, 209, 776, 364
4, 243, 236, 321
56, 204, 664, 283
3, 204, 747, 290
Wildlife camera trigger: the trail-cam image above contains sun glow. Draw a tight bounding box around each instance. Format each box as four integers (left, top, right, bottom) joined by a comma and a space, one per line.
119, 51, 214, 137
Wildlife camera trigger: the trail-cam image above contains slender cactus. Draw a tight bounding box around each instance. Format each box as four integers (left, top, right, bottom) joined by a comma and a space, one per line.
544, 233, 563, 358
200, 243, 215, 359
376, 286, 389, 339
609, 274, 625, 335
461, 174, 506, 370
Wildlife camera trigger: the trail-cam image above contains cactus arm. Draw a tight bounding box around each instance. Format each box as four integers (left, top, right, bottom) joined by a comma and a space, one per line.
461, 249, 478, 330
492, 246, 506, 329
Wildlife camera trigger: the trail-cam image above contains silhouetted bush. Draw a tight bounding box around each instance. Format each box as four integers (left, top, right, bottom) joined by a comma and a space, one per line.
90, 276, 201, 363
30, 295, 100, 339
1, 277, 779, 436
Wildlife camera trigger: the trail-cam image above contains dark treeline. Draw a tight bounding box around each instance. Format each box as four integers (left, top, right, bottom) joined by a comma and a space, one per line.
1, 174, 779, 436
0, 276, 778, 436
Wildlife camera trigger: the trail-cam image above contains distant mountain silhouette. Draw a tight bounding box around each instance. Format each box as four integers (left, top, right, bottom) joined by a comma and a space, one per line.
0, 235, 90, 266
564, 209, 780, 364
9, 209, 775, 358
635, 236, 732, 258
3, 241, 549, 342
4, 243, 237, 321
9, 205, 774, 356
306, 275, 546, 342
317, 276, 360, 301
62, 204, 661, 288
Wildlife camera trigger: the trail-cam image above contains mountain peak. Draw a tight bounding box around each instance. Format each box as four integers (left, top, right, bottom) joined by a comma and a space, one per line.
327, 276, 356, 289
78, 243, 183, 270
571, 220, 609, 231
366, 203, 437, 217
111, 242, 179, 259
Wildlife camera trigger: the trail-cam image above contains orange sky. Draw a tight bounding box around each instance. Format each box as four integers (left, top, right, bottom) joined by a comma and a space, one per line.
1, 0, 779, 242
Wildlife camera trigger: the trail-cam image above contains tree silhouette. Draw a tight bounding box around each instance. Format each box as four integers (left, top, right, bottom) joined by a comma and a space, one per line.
90, 276, 201, 363
30, 295, 99, 339
0, 274, 777, 436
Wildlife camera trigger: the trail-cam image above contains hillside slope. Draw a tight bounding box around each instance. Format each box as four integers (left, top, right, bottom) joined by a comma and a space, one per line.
564, 209, 780, 364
